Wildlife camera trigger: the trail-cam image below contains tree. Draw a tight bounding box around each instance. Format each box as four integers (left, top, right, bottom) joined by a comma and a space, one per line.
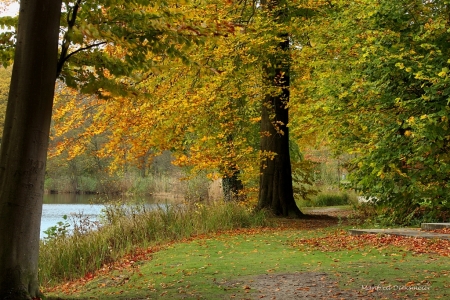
256, 0, 303, 217
49, 1, 264, 201
345, 0, 450, 223
0, 1, 62, 298
48, 0, 319, 210
292, 0, 450, 224
0, 0, 211, 297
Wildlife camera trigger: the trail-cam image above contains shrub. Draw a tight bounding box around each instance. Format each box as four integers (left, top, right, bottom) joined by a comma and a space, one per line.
314, 192, 350, 206
298, 190, 357, 207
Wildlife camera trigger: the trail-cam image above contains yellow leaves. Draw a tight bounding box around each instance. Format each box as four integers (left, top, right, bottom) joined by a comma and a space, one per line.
250, 117, 261, 123
47, 1, 269, 184
338, 91, 348, 99
395, 62, 405, 70
176, 155, 188, 163
206, 173, 220, 180
414, 70, 425, 80
68, 143, 87, 160
420, 43, 433, 50
421, 94, 431, 101
438, 67, 448, 78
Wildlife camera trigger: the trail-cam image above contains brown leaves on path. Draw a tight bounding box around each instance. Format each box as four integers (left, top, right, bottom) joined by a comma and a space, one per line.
430, 227, 450, 234
292, 230, 450, 257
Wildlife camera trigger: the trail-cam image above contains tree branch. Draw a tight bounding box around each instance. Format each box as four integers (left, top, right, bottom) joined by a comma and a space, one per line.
63, 41, 108, 64
57, 0, 82, 77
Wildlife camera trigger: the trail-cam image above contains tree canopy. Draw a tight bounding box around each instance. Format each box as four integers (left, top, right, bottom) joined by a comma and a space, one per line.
34, 0, 450, 222
2, 0, 449, 228
292, 0, 450, 223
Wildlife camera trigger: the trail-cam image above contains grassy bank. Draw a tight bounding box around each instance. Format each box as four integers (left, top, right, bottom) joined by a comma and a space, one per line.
39, 202, 268, 286
43, 217, 450, 300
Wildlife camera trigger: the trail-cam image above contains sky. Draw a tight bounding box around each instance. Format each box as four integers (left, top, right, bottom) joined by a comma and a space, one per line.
0, 2, 19, 17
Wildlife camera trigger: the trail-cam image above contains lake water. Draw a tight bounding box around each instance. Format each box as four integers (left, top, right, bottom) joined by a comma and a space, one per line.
41, 194, 173, 239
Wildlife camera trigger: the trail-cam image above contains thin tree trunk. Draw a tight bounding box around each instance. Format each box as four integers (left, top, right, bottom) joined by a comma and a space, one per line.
257, 0, 303, 217
223, 168, 244, 201
0, 1, 62, 298
222, 133, 244, 201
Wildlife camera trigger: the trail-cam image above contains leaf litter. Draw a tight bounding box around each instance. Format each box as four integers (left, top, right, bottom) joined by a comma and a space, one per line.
291, 230, 450, 257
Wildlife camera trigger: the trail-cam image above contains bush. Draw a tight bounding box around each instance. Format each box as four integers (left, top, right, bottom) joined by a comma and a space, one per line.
314, 192, 350, 206
42, 215, 70, 241
78, 176, 98, 193
298, 190, 357, 207
44, 176, 73, 192
183, 173, 210, 201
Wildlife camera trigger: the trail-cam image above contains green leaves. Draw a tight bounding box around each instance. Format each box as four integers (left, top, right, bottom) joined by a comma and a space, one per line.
289, 0, 450, 224
0, 16, 17, 67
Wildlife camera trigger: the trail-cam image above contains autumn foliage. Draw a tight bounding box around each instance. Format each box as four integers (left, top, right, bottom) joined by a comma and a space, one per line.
4, 0, 450, 222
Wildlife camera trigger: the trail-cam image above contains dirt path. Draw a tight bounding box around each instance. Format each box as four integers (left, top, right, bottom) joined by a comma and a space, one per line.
222, 207, 392, 300
222, 207, 448, 300
222, 208, 374, 300
236, 272, 379, 300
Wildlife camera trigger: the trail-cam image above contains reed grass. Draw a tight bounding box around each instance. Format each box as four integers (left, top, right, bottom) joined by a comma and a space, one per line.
39, 201, 269, 286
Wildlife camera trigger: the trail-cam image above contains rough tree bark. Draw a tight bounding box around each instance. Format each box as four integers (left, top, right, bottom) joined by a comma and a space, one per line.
257, 0, 304, 217
0, 1, 62, 299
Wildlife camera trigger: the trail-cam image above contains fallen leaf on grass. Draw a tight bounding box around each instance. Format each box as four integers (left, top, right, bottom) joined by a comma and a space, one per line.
42, 245, 164, 294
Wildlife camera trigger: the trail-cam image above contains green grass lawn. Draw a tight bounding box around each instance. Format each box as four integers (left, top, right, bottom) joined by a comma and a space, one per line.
44, 224, 450, 300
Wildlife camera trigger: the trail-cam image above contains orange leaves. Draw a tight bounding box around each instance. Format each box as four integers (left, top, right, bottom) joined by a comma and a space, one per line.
49, 0, 268, 186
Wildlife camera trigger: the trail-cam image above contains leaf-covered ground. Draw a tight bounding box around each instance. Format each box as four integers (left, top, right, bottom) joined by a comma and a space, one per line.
44, 209, 449, 300
292, 230, 450, 256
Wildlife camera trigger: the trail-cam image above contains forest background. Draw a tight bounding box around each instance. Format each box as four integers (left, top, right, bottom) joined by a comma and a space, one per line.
1, 0, 449, 226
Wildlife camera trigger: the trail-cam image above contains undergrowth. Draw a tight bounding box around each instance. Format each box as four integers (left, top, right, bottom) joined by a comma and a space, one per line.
39, 201, 269, 286
298, 190, 358, 207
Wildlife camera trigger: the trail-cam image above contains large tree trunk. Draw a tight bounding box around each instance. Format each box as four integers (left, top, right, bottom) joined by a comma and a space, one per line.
257, 0, 304, 217
0, 1, 62, 299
